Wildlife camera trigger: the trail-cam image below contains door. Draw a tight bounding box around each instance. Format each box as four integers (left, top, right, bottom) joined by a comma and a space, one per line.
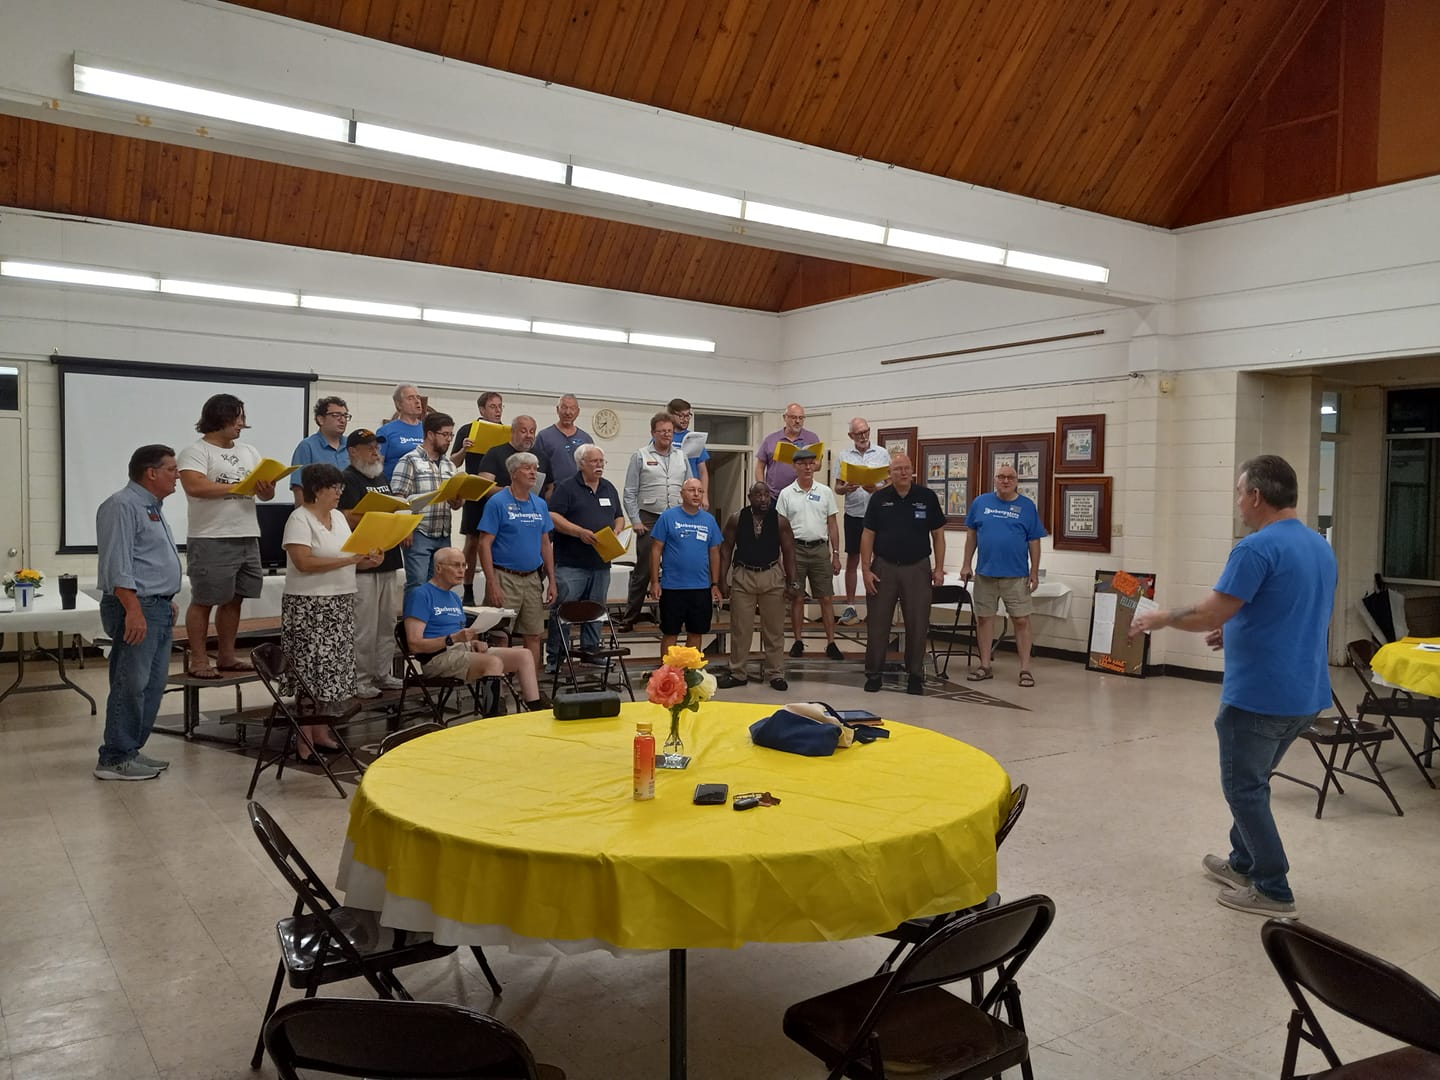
0, 416, 22, 569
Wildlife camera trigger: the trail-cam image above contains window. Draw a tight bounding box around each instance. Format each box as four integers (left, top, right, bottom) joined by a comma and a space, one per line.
1383, 389, 1440, 581
693, 412, 750, 446
0, 366, 17, 411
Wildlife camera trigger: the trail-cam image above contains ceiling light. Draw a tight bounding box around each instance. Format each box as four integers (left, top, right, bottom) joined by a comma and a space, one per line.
300, 295, 421, 319
73, 62, 350, 142
355, 122, 567, 184
423, 308, 532, 333
1320, 404, 1337, 415
532, 320, 628, 343
571, 167, 742, 217
160, 279, 298, 306
743, 201, 886, 244
1, 260, 158, 291
887, 228, 1005, 265
1003, 249, 1110, 284
627, 332, 716, 353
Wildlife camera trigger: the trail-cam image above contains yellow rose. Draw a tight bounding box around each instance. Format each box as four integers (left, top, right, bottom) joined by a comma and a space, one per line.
662, 645, 707, 670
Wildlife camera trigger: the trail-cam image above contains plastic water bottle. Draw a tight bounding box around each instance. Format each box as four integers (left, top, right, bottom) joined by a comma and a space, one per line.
633, 720, 656, 801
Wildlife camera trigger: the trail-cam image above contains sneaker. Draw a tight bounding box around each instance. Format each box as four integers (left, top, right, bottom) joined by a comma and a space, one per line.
789, 641, 805, 658
769, 677, 789, 692
839, 606, 861, 626
906, 675, 925, 696
353, 685, 382, 700
864, 675, 882, 693
1202, 853, 1250, 890
132, 751, 169, 771
378, 676, 405, 691
1216, 884, 1297, 919
716, 673, 749, 689
825, 642, 845, 661
94, 759, 161, 782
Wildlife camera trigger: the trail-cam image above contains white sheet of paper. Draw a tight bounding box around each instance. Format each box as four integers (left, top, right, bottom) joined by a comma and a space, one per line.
1135, 596, 1160, 620
1090, 592, 1118, 652
683, 431, 709, 459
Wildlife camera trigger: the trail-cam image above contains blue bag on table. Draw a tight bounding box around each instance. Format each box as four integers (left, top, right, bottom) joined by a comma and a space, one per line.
749, 701, 890, 757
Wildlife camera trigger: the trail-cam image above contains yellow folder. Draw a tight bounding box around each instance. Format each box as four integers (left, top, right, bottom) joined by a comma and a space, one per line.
840, 461, 890, 486
231, 459, 300, 497
465, 420, 512, 454
775, 440, 824, 465
341, 511, 422, 554
593, 526, 631, 564
408, 473, 498, 509
350, 490, 411, 514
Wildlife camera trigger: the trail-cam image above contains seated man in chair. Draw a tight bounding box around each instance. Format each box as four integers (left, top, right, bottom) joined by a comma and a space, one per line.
403, 547, 550, 712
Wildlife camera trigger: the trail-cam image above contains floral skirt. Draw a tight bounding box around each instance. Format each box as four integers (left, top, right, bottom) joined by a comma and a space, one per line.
281, 593, 356, 705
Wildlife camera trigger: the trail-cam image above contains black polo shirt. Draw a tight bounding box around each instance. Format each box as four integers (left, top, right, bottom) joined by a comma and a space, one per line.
338, 466, 404, 574
548, 473, 623, 570
862, 483, 945, 565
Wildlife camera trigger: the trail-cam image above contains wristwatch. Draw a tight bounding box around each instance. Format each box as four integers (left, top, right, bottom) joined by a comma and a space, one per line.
444, 634, 454, 647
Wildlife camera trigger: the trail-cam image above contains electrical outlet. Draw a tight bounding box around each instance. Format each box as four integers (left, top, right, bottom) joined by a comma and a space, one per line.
1113, 523, 1123, 537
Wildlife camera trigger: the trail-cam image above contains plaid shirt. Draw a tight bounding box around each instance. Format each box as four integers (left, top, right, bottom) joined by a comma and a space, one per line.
390, 445, 456, 538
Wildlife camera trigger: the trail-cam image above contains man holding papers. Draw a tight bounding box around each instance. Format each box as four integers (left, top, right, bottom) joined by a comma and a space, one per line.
479, 452, 557, 674
668, 397, 710, 508
472, 414, 553, 602
451, 390, 505, 603
338, 429, 406, 697
547, 444, 625, 666
835, 417, 890, 625
178, 393, 276, 680
390, 412, 463, 592
756, 402, 820, 500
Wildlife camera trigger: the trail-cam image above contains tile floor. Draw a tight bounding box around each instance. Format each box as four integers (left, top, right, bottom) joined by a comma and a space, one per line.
1, 649, 1437, 1079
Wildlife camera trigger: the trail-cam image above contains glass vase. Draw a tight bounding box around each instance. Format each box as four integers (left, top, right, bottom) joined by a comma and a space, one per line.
662, 706, 685, 757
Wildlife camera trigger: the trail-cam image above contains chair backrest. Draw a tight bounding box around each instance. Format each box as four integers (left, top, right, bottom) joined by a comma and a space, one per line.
558, 599, 607, 624
247, 800, 342, 915
252, 641, 321, 712
1346, 639, 1383, 701
377, 722, 444, 756
931, 583, 972, 605
1262, 919, 1440, 1055
263, 997, 546, 1080
893, 894, 1054, 1000
995, 783, 1028, 849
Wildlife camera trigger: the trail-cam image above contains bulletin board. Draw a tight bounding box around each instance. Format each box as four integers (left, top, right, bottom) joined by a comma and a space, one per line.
1086, 569, 1157, 677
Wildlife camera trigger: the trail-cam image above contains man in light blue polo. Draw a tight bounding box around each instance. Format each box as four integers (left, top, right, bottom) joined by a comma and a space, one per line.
288, 395, 350, 502
94, 445, 185, 781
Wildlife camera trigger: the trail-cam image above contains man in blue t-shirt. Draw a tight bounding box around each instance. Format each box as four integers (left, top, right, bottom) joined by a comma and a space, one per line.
960, 464, 1048, 686
649, 478, 722, 652
668, 397, 711, 507
1131, 455, 1336, 920
478, 452, 556, 674
376, 383, 426, 479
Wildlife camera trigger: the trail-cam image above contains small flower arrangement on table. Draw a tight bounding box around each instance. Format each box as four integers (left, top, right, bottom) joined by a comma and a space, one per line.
646, 645, 719, 759
3, 568, 44, 597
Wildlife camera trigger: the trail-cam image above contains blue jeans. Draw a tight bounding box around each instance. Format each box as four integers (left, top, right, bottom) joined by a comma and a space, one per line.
1214, 704, 1317, 903
99, 593, 175, 766
404, 531, 449, 592
549, 564, 612, 663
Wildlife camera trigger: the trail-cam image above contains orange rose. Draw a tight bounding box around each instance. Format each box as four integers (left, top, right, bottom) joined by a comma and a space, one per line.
647, 665, 689, 709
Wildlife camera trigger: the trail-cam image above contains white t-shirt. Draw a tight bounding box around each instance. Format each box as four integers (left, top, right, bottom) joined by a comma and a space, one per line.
281, 506, 357, 596
178, 439, 262, 539
775, 481, 838, 542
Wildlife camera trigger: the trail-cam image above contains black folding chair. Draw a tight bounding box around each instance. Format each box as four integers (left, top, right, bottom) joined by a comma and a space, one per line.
247, 642, 365, 800
246, 801, 503, 1069
1348, 639, 1439, 787
1271, 691, 1403, 818
550, 599, 634, 700
376, 721, 445, 757
1261, 918, 1440, 1079
785, 894, 1056, 1080
928, 583, 977, 679
263, 997, 565, 1079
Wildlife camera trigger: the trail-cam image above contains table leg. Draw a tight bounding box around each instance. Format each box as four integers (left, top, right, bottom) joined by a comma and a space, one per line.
669, 948, 687, 1080
0, 631, 98, 714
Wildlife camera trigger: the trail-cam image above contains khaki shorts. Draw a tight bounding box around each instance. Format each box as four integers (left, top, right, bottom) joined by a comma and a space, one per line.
972, 574, 1034, 617
495, 568, 545, 636
793, 543, 835, 598
421, 643, 475, 680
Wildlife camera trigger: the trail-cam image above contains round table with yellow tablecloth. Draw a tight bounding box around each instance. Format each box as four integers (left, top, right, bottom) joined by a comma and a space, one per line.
1371, 636, 1440, 699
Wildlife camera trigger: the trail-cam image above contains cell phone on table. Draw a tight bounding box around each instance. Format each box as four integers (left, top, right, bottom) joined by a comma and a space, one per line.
693, 783, 728, 805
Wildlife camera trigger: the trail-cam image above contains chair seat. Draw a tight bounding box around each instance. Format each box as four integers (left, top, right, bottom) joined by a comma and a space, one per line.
277, 907, 453, 981
783, 975, 1028, 1080
1303, 717, 1393, 745
577, 646, 631, 662
1309, 1047, 1440, 1079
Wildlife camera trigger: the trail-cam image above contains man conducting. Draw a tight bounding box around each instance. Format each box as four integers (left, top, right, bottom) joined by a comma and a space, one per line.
649, 478, 723, 654
1130, 455, 1335, 919
478, 451, 558, 674
337, 428, 405, 697
775, 447, 844, 661
718, 482, 796, 692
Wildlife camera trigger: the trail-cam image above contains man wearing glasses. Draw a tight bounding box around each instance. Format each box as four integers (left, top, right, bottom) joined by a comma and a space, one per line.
756, 403, 820, 501
288, 396, 351, 503
668, 397, 710, 509
834, 416, 889, 625
391, 412, 465, 592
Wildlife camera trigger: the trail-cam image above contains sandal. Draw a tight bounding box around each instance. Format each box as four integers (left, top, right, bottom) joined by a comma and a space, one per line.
187, 666, 223, 681
216, 660, 255, 673
1018, 670, 1035, 687
967, 667, 993, 682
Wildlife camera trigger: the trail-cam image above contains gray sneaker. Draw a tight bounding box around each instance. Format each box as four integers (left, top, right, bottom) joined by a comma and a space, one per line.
94, 759, 161, 782
839, 606, 861, 626
1202, 853, 1249, 890
132, 751, 170, 771
1216, 884, 1298, 919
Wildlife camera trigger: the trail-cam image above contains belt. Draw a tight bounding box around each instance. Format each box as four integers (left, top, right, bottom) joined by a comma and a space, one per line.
734, 560, 780, 572
496, 566, 540, 577
795, 538, 829, 547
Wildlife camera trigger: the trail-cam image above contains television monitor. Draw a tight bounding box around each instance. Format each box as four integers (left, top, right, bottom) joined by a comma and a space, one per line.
256, 502, 296, 572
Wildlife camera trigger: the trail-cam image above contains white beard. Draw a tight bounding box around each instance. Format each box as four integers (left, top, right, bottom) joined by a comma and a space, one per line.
355, 459, 384, 479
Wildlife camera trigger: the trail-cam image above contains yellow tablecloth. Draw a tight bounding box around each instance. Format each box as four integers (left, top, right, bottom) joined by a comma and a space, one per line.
343, 702, 1011, 951
1372, 637, 1440, 699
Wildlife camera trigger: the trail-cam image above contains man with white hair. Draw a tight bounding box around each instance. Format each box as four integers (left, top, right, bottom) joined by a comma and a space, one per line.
337, 428, 404, 697
478, 451, 557, 674
548, 443, 625, 664
377, 383, 426, 480
536, 393, 593, 490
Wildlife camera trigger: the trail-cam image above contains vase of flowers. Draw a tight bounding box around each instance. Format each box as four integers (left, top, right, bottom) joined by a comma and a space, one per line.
645, 645, 718, 759
3, 568, 44, 598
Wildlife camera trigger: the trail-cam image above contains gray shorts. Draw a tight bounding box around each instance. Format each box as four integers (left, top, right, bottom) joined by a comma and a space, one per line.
186, 537, 263, 607
794, 543, 835, 598
972, 574, 1033, 617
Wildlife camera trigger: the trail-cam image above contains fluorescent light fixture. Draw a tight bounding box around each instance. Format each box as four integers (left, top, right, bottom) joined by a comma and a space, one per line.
743, 201, 885, 244
532, 320, 628, 343
300, 295, 421, 319
627, 332, 716, 353
0, 366, 18, 375
887, 227, 1005, 265
571, 167, 742, 217
355, 122, 566, 184
423, 308, 532, 333
73, 62, 349, 142
160, 279, 298, 306
1003, 249, 1110, 284
1320, 404, 1337, 415
1, 259, 158, 291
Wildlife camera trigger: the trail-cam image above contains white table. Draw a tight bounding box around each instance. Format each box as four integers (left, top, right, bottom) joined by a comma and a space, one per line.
0, 591, 104, 714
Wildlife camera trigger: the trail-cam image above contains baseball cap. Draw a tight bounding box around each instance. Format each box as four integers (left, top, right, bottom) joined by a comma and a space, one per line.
346, 428, 386, 448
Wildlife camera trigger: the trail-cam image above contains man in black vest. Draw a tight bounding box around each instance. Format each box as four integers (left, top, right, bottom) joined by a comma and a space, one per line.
718, 482, 797, 691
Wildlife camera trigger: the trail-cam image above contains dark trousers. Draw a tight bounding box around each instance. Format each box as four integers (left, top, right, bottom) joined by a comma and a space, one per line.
864, 556, 932, 676
622, 510, 661, 622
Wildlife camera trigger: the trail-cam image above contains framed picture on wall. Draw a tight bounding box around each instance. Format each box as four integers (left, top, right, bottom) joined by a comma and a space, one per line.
877, 426, 918, 466
1055, 414, 1106, 474
917, 437, 979, 527
1053, 476, 1112, 552
980, 434, 1055, 531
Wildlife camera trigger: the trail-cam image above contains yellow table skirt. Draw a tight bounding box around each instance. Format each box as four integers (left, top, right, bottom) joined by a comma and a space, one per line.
1372, 637, 1440, 699
345, 702, 1012, 950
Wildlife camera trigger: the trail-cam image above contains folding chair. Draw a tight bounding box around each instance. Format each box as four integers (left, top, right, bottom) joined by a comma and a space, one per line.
874, 783, 1028, 977
1271, 691, 1403, 819
246, 801, 503, 1069
263, 997, 566, 1080
550, 599, 634, 700
376, 721, 444, 757
784, 894, 1056, 1080
246, 643, 366, 800
928, 583, 977, 679
1261, 918, 1440, 1079
1348, 639, 1439, 788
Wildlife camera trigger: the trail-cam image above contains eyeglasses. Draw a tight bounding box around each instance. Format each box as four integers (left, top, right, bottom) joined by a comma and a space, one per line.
324, 412, 351, 420
850, 429, 870, 438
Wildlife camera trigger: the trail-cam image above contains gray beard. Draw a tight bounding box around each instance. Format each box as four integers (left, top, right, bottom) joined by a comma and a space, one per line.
355, 459, 384, 479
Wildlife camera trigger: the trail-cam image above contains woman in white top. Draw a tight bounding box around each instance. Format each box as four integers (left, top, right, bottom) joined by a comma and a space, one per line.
281, 463, 381, 759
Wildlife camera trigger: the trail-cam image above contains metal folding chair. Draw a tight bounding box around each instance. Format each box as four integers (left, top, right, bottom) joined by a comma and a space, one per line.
550, 600, 634, 700
1271, 691, 1403, 818
246, 642, 365, 800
